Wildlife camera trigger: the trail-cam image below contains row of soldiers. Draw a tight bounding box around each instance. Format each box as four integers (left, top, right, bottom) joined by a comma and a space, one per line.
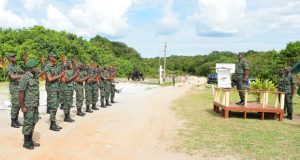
7, 52, 119, 149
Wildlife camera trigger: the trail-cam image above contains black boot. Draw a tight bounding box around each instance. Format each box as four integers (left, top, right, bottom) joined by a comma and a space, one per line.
101, 102, 106, 108
77, 109, 85, 116
50, 121, 60, 131
16, 113, 23, 126
23, 135, 34, 150
46, 107, 50, 114
54, 121, 62, 129
284, 114, 293, 120
106, 100, 112, 106
60, 104, 64, 110
236, 101, 244, 105
11, 118, 19, 128
86, 105, 93, 113
64, 113, 75, 123
29, 133, 40, 147
92, 104, 99, 110
111, 100, 116, 103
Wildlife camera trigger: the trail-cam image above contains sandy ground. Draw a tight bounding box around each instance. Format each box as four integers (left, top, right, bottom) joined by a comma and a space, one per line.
0, 77, 220, 160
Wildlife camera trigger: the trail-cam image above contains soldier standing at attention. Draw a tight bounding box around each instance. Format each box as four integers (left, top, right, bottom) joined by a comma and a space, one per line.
75, 65, 89, 116
109, 65, 117, 103
19, 59, 40, 149
7, 53, 24, 128
91, 64, 99, 110
283, 67, 295, 120
235, 52, 249, 105
44, 53, 65, 131
102, 66, 112, 107
63, 61, 78, 122
85, 64, 93, 113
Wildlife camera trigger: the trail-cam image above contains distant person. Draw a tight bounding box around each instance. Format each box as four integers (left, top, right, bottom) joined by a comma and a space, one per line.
172, 73, 176, 86
283, 67, 295, 120
235, 52, 249, 105
19, 59, 40, 149
7, 53, 24, 128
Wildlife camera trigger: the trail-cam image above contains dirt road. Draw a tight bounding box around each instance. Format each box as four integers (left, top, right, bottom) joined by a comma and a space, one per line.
0, 80, 204, 160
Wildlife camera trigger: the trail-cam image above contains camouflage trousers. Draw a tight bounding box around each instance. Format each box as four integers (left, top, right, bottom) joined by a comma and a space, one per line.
99, 81, 110, 103
285, 94, 293, 115
63, 89, 73, 114
110, 84, 116, 101
236, 77, 246, 102
85, 89, 92, 106
48, 91, 59, 121
60, 83, 66, 106
22, 106, 39, 135
10, 92, 20, 119
75, 84, 84, 110
92, 83, 99, 105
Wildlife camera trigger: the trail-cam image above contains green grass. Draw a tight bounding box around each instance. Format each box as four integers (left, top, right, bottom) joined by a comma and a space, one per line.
173, 87, 300, 160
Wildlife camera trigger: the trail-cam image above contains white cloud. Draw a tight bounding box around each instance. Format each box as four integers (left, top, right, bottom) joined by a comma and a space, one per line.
22, 0, 44, 11
42, 4, 76, 32
190, 0, 246, 36
0, 0, 37, 28
156, 0, 180, 35
41, 0, 133, 37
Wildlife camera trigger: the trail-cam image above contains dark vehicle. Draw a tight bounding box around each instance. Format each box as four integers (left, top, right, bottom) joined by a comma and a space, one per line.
128, 69, 144, 81
207, 73, 218, 84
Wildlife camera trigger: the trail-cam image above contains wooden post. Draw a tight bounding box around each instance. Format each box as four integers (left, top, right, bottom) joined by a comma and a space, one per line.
265, 92, 269, 106
225, 90, 230, 107
275, 93, 279, 108
280, 93, 285, 110
244, 91, 248, 107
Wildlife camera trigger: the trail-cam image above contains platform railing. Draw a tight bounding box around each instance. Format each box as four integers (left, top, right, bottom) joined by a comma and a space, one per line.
212, 87, 285, 109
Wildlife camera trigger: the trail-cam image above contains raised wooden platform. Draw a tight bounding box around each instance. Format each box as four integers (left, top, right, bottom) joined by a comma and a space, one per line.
212, 87, 285, 121
213, 102, 284, 121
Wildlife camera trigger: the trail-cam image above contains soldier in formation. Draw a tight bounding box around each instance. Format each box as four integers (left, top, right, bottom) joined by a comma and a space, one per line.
19, 59, 40, 149
7, 53, 24, 128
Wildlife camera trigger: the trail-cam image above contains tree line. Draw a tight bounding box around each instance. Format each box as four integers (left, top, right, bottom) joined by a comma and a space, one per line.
0, 26, 299, 84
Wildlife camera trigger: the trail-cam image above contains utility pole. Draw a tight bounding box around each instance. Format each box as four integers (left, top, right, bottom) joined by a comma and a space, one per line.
163, 42, 167, 82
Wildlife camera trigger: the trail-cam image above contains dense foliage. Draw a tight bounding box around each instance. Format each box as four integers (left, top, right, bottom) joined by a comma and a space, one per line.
0, 26, 299, 83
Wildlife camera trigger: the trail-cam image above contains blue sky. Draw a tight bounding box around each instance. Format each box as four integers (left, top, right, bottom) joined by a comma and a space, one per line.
0, 0, 300, 57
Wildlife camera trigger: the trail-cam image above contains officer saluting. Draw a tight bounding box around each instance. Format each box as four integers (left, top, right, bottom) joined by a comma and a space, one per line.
19, 59, 40, 149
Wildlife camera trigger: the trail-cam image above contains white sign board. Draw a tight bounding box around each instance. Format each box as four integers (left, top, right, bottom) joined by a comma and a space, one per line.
217, 69, 232, 88
216, 63, 235, 74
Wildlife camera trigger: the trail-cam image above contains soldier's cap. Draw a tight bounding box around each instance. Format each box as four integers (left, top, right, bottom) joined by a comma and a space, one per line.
8, 53, 16, 57
25, 59, 38, 68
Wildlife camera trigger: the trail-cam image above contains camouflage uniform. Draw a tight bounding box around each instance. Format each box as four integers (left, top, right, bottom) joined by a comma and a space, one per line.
283, 74, 295, 118
59, 63, 66, 109
62, 66, 76, 122
99, 69, 111, 107
75, 69, 86, 112
235, 57, 249, 103
91, 68, 99, 110
8, 62, 24, 125
44, 63, 60, 123
85, 67, 93, 112
19, 72, 39, 136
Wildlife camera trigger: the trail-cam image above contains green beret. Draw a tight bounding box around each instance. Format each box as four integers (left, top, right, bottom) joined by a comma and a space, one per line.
25, 59, 38, 68
8, 53, 16, 57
